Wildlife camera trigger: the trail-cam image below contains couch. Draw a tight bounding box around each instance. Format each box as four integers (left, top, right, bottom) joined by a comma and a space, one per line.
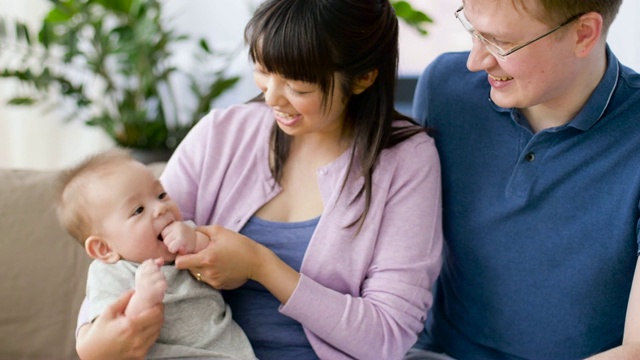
0, 163, 165, 360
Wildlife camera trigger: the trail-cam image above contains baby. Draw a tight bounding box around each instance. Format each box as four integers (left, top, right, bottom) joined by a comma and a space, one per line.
56, 149, 255, 359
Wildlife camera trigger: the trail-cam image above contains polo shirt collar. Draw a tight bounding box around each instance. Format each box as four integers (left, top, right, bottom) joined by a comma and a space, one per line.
568, 45, 619, 131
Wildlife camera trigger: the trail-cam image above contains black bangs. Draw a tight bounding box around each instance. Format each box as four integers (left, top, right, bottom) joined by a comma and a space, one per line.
245, 0, 334, 94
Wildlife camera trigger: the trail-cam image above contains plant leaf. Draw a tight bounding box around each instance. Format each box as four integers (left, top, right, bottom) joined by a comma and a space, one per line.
391, 0, 433, 35
15, 22, 31, 44
199, 38, 212, 54
8, 97, 38, 105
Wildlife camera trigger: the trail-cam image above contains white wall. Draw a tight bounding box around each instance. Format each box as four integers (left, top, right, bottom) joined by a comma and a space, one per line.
1, 0, 638, 169
608, 1, 640, 71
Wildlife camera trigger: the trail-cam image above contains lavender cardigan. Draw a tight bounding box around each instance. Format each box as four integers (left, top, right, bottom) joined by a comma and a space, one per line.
160, 102, 443, 359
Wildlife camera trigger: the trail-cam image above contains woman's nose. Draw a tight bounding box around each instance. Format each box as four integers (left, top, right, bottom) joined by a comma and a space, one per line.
466, 39, 497, 72
262, 78, 286, 108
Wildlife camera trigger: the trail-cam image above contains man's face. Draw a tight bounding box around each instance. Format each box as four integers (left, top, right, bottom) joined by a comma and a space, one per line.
461, 0, 582, 112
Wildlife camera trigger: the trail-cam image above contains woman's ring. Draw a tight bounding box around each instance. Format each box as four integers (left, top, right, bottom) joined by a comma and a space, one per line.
195, 272, 202, 282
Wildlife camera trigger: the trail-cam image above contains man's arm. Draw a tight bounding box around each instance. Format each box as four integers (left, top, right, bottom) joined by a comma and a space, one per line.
586, 257, 640, 359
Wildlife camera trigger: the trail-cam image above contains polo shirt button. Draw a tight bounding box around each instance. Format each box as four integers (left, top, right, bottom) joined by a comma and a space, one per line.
525, 152, 535, 162
319, 169, 328, 176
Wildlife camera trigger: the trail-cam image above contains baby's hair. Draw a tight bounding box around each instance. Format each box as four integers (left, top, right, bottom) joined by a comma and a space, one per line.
56, 148, 135, 245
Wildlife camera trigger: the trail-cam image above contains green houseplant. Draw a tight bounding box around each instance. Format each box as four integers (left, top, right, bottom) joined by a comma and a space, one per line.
0, 0, 240, 154
390, 0, 432, 35
0, 0, 428, 156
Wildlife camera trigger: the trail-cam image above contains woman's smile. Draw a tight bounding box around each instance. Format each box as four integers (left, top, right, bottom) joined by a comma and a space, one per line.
273, 109, 302, 126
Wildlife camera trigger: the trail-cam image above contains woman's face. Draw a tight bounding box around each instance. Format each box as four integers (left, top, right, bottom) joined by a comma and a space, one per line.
253, 62, 349, 143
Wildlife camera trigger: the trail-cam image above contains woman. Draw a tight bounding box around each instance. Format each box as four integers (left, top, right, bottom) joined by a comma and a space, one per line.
76, 0, 442, 358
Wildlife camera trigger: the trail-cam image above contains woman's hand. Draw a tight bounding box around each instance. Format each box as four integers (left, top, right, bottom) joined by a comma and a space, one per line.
176, 225, 301, 304
175, 225, 266, 290
76, 290, 164, 360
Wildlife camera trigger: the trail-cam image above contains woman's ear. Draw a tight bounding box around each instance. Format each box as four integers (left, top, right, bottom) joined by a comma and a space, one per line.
352, 69, 379, 95
85, 235, 120, 263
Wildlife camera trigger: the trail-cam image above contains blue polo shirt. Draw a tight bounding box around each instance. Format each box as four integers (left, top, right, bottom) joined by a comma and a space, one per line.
412, 48, 640, 359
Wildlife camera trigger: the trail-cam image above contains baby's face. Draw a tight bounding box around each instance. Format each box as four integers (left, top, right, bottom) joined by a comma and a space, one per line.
90, 160, 180, 263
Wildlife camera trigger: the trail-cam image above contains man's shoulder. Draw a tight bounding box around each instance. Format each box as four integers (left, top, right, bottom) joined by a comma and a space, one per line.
423, 51, 471, 77
431, 51, 470, 67
419, 51, 486, 92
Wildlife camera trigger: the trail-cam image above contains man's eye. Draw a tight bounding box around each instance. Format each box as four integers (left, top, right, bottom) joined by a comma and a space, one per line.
132, 206, 144, 216
158, 192, 167, 200
490, 37, 508, 46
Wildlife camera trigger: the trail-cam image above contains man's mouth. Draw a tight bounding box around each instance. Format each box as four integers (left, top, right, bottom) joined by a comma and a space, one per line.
489, 74, 514, 81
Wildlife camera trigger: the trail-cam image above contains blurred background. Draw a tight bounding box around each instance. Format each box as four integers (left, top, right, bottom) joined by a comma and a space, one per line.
0, 0, 638, 170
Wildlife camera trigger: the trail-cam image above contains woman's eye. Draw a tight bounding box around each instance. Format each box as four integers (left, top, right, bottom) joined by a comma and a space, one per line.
253, 67, 268, 75
287, 79, 316, 95
132, 206, 144, 216
288, 88, 306, 95
158, 192, 167, 200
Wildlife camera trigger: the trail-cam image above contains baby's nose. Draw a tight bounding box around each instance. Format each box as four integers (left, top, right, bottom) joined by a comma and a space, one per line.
154, 202, 168, 217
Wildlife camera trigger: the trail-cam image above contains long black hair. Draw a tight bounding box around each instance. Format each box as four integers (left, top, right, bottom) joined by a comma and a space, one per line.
245, 0, 425, 228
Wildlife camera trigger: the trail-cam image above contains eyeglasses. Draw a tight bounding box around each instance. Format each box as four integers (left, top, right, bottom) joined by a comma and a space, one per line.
454, 5, 585, 61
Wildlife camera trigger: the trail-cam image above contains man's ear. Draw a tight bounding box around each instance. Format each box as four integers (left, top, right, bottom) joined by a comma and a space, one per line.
85, 235, 120, 263
573, 12, 603, 58
352, 69, 379, 95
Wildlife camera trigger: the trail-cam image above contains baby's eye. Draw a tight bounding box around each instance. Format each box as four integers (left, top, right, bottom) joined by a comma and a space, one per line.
132, 206, 144, 216
158, 192, 167, 200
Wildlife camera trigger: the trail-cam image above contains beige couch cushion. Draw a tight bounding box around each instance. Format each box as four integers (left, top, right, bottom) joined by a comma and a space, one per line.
0, 167, 90, 359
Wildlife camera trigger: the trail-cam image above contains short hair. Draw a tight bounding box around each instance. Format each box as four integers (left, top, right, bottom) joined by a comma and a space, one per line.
56, 148, 135, 245
515, 0, 622, 34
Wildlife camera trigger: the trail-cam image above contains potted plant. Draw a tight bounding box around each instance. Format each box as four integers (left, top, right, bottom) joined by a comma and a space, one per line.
0, 0, 428, 161
0, 0, 240, 161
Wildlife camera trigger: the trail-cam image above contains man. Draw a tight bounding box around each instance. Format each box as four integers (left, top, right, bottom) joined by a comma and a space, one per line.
408, 1, 640, 359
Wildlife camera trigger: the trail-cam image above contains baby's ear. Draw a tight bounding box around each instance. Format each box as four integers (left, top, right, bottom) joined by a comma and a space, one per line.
85, 235, 120, 263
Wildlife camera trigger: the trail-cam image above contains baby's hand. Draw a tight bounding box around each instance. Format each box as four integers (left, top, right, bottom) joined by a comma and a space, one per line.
134, 258, 167, 306
162, 221, 197, 255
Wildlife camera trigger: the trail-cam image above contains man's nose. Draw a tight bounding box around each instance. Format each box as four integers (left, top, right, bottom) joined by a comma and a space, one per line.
466, 38, 497, 72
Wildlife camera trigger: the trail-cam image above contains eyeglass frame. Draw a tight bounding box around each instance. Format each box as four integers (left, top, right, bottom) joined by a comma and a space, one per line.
454, 5, 586, 60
